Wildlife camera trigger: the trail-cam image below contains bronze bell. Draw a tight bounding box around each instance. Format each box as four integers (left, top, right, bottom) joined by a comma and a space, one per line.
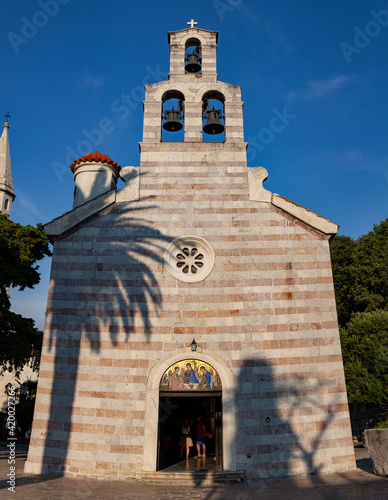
163, 109, 183, 132
185, 49, 201, 73
203, 108, 224, 135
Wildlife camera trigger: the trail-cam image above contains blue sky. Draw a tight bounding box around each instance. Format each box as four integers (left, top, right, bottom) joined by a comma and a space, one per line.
1, 0, 387, 329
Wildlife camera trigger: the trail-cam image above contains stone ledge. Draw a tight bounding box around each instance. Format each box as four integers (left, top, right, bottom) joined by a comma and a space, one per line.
44, 190, 116, 241
272, 195, 339, 236
248, 167, 339, 236
136, 470, 244, 485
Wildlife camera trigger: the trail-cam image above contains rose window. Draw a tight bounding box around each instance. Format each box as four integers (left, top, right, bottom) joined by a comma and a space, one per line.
176, 247, 204, 275
164, 236, 215, 283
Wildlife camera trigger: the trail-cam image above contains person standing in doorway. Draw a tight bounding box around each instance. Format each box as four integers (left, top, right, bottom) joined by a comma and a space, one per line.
179, 418, 193, 459
195, 415, 206, 458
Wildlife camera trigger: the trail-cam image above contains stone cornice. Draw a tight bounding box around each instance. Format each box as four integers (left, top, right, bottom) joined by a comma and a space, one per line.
44, 190, 116, 241
248, 166, 339, 236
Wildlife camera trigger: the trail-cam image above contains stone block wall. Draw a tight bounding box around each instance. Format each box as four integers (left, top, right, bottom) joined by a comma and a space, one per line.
25, 160, 356, 479
142, 79, 244, 144
168, 28, 218, 77
25, 25, 355, 481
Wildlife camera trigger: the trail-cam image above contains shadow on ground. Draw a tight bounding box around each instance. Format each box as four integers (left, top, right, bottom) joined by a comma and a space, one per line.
1, 444, 388, 500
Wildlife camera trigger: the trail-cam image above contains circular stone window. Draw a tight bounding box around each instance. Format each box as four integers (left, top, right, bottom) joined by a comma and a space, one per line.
164, 236, 215, 283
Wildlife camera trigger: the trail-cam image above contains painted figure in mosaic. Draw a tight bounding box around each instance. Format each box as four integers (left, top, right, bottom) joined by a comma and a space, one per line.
159, 360, 222, 391
183, 362, 199, 387
171, 366, 184, 390
198, 365, 212, 390
167, 369, 173, 389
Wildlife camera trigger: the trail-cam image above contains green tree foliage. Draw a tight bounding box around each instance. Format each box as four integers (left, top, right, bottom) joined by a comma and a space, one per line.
331, 219, 388, 406
330, 235, 357, 328
0, 214, 51, 375
355, 219, 388, 313
340, 309, 388, 405
330, 219, 388, 328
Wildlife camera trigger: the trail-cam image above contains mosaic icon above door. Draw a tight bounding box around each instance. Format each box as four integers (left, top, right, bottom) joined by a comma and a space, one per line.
160, 359, 222, 391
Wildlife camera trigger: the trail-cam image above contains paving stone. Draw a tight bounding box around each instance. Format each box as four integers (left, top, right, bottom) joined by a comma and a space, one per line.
1, 446, 387, 499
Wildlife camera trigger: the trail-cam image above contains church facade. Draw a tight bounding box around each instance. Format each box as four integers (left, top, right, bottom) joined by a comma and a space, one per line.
25, 26, 356, 480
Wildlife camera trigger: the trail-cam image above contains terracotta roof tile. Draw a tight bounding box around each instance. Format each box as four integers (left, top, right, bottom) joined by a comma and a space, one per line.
70, 151, 121, 172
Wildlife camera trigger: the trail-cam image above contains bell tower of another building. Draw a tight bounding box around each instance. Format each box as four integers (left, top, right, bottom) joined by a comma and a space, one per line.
0, 120, 15, 217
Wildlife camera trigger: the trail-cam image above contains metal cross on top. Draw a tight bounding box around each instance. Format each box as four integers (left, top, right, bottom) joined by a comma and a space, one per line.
4, 110, 11, 122
187, 19, 198, 28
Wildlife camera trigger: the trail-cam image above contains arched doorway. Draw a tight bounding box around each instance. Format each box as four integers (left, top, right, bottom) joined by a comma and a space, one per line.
142, 349, 236, 473
157, 359, 222, 470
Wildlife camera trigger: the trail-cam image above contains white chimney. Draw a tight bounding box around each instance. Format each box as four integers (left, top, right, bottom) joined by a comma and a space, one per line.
70, 151, 121, 208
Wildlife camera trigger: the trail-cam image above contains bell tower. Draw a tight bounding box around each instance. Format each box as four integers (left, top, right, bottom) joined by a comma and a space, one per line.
0, 119, 15, 217
139, 23, 247, 182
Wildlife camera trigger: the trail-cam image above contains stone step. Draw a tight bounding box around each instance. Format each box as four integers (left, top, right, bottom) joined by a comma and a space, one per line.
136, 470, 244, 485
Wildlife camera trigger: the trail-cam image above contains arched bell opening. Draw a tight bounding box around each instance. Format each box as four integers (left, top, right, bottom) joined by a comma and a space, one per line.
185, 38, 202, 74
202, 91, 225, 143
161, 90, 185, 142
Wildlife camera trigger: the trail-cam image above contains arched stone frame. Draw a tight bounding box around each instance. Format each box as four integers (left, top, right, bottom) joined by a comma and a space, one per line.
153, 84, 197, 142
196, 85, 235, 142
161, 89, 185, 141
184, 37, 202, 74
200, 89, 226, 142
180, 33, 207, 48
142, 348, 236, 472
193, 84, 235, 103
154, 84, 193, 103
180, 34, 211, 74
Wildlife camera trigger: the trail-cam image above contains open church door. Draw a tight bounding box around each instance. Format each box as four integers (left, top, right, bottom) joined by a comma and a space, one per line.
157, 359, 223, 471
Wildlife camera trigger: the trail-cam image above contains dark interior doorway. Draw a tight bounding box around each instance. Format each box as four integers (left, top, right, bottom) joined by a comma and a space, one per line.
157, 393, 222, 471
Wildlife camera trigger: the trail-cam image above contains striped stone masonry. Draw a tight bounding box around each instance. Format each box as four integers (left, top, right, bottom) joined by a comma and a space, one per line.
25, 26, 355, 481
25, 159, 356, 479
142, 79, 243, 144
143, 27, 242, 145
168, 28, 218, 77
